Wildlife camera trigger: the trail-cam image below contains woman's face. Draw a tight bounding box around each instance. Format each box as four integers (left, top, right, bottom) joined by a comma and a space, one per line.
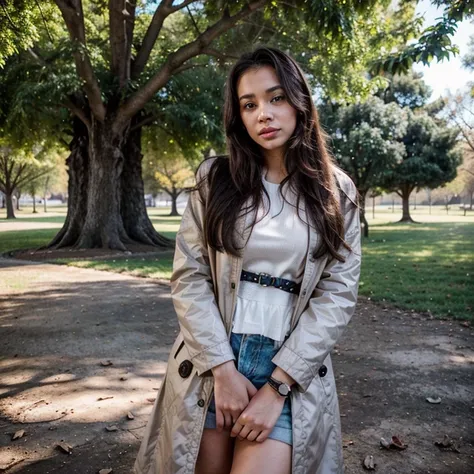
236, 65, 297, 158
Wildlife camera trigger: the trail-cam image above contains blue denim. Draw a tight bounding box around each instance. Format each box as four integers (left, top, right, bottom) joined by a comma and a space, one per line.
204, 332, 292, 445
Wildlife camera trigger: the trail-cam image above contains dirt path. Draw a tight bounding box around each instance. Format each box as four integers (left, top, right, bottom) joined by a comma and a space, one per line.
0, 258, 472, 473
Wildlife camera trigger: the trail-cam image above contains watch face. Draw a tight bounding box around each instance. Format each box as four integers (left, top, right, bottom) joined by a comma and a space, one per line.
278, 384, 290, 396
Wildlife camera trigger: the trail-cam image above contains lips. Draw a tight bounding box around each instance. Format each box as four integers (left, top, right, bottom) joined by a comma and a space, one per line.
259, 127, 280, 135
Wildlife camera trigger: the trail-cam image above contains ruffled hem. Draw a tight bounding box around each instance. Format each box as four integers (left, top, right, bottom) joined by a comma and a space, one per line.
231, 294, 295, 342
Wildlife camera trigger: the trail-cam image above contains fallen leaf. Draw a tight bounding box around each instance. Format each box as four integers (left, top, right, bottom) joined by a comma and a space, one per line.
97, 396, 114, 401
12, 430, 25, 440
146, 397, 156, 403
56, 442, 73, 454
99, 469, 113, 474
390, 435, 407, 450
380, 437, 391, 449
363, 454, 376, 470
100, 360, 113, 367
105, 425, 118, 432
343, 440, 354, 448
426, 397, 441, 404
127, 412, 135, 420
435, 435, 461, 453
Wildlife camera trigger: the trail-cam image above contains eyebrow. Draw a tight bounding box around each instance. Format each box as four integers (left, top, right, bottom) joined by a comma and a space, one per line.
238, 85, 284, 101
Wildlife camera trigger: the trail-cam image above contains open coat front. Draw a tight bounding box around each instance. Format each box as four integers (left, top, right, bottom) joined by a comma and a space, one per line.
134, 157, 362, 474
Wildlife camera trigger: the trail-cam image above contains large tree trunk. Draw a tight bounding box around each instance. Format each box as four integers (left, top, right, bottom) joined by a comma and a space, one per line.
399, 184, 415, 222
169, 189, 181, 217
120, 122, 172, 246
75, 118, 132, 249
48, 117, 172, 250
48, 119, 89, 249
5, 191, 15, 219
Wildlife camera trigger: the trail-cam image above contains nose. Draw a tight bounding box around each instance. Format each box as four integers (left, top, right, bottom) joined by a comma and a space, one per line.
258, 106, 273, 123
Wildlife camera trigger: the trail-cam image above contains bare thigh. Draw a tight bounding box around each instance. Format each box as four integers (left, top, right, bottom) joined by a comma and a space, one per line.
230, 438, 292, 474
195, 428, 234, 474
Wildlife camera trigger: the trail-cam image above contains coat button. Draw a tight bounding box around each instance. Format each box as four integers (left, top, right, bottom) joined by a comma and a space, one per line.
178, 360, 193, 378
197, 399, 205, 407
231, 282, 235, 289
318, 365, 327, 377
302, 289, 307, 296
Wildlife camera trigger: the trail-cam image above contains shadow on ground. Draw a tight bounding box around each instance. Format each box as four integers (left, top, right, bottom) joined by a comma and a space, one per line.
0, 259, 473, 473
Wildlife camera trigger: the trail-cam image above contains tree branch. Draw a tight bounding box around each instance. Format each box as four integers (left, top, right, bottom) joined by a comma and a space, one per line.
187, 4, 201, 36
35, 0, 54, 43
62, 99, 91, 130
202, 47, 240, 61
54, 0, 106, 121
118, 0, 269, 130
109, 0, 135, 87
16, 168, 52, 189
132, 0, 172, 79
172, 61, 208, 76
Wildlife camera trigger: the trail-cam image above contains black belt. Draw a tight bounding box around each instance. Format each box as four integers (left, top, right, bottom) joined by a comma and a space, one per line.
240, 270, 301, 295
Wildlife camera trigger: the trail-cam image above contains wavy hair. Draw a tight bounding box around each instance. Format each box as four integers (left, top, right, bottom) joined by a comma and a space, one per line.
196, 46, 351, 262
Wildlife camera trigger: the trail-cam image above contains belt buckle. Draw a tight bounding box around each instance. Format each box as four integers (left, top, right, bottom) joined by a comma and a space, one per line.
258, 272, 274, 287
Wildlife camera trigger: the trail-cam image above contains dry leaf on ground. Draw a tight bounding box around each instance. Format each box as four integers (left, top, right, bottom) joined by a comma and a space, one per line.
105, 425, 118, 432
127, 412, 135, 420
56, 442, 73, 454
100, 360, 113, 366
99, 469, 113, 474
426, 396, 441, 404
363, 454, 376, 470
435, 435, 461, 453
12, 430, 25, 440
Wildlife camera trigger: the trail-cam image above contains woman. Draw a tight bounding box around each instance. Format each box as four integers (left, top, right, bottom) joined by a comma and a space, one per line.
134, 46, 361, 474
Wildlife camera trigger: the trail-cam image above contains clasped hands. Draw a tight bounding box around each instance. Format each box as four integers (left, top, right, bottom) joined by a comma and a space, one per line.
211, 360, 291, 443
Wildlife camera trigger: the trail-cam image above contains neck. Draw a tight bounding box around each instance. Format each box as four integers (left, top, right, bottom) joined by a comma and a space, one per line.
262, 148, 287, 182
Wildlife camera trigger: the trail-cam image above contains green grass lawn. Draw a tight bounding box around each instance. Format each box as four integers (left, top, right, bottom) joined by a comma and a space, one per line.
1, 207, 473, 320
57, 252, 175, 280
360, 222, 473, 321
0, 228, 59, 254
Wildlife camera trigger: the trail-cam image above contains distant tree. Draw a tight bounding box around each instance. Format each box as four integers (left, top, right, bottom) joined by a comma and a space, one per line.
321, 96, 407, 237
381, 109, 462, 221
143, 128, 196, 216
0, 142, 53, 218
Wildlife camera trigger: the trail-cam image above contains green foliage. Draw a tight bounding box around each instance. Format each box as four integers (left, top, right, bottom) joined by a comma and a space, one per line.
321, 96, 408, 195
377, 70, 432, 109
381, 109, 462, 193
370, 0, 474, 75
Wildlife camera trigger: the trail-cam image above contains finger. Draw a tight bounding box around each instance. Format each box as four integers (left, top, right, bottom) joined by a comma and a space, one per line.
246, 429, 260, 442
246, 381, 258, 398
216, 409, 224, 432
224, 412, 232, 431
237, 424, 251, 440
230, 421, 243, 438
256, 430, 269, 443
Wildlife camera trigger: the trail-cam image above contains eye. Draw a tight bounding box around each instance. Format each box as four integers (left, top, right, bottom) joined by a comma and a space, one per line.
272, 95, 285, 103
243, 102, 255, 110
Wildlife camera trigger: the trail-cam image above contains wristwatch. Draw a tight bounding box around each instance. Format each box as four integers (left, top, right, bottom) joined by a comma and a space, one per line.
267, 376, 292, 398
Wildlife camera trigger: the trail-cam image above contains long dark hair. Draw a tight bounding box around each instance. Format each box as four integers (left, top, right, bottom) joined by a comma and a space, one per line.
196, 46, 351, 262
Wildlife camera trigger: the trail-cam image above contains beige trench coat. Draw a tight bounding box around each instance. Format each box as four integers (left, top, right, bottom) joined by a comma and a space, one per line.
134, 157, 361, 474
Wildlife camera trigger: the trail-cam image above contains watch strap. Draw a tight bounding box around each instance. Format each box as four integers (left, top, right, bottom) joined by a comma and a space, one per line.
267, 376, 291, 397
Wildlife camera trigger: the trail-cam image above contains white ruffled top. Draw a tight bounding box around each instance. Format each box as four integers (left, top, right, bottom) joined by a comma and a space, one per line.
231, 168, 309, 341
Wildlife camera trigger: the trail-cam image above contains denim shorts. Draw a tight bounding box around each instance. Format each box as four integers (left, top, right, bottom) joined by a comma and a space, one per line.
204, 332, 292, 446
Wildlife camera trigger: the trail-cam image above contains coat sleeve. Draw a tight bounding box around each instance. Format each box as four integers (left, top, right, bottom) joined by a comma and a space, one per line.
272, 177, 362, 392
170, 159, 235, 376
